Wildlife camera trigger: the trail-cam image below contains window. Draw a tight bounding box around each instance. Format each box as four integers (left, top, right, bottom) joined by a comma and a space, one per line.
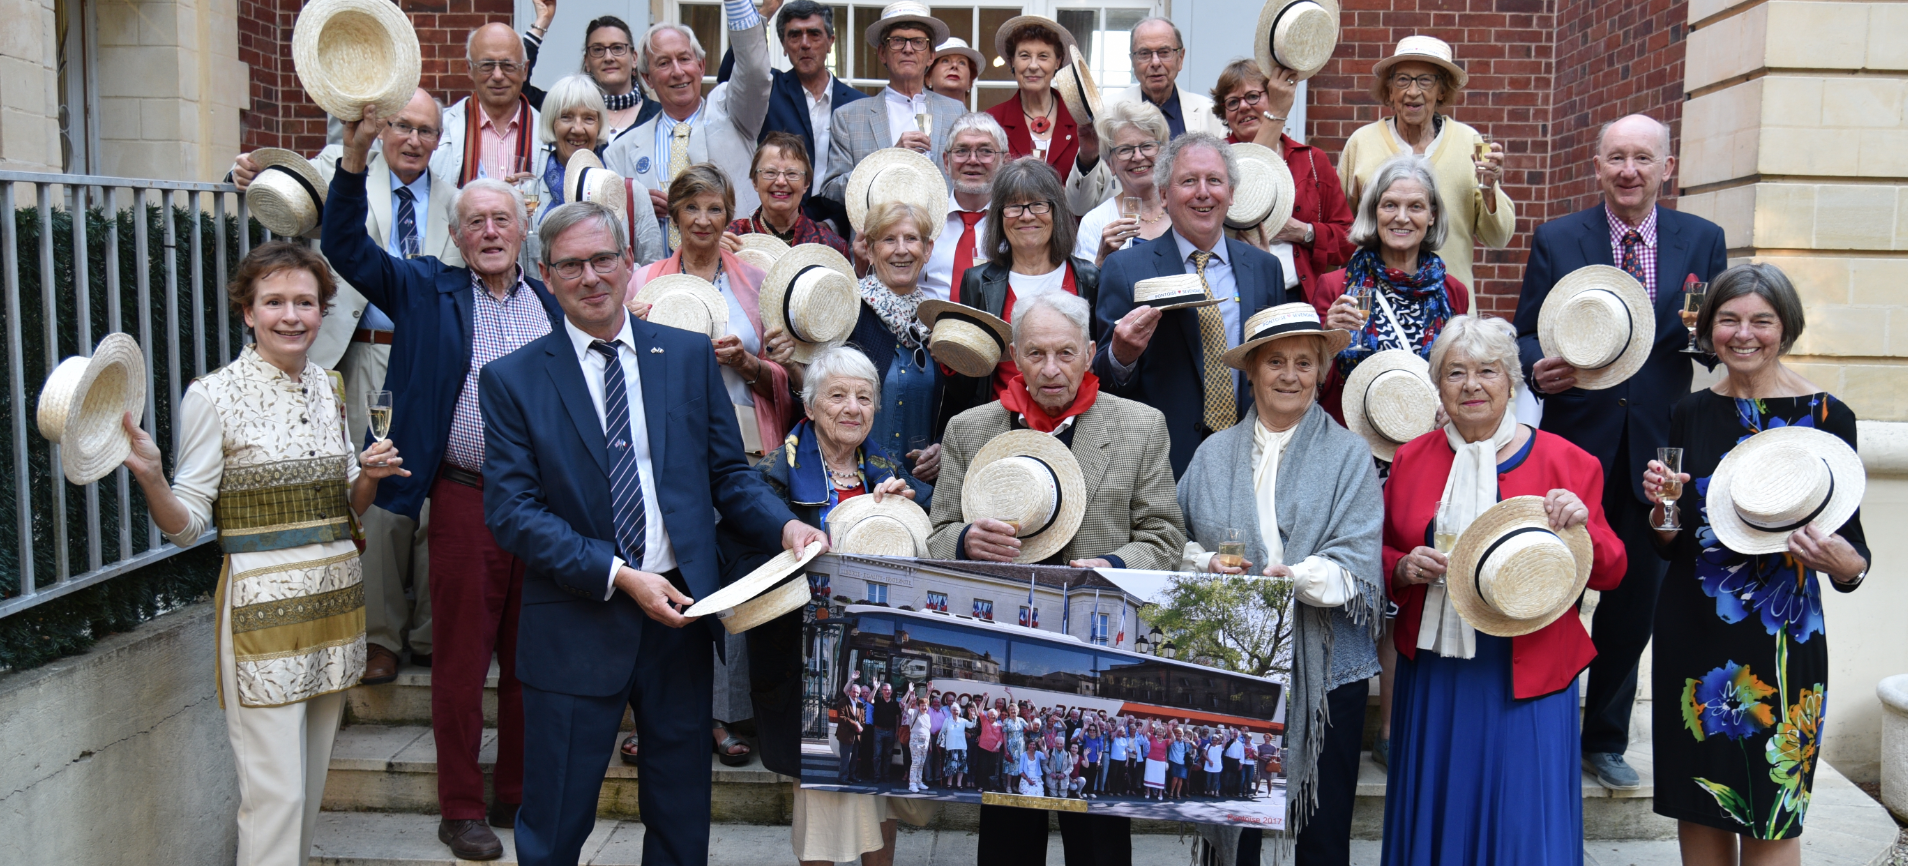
972, 598, 994, 621
1054, 7, 1152, 94
1017, 605, 1038, 628
1005, 639, 1099, 695
925, 591, 949, 612
1090, 612, 1110, 645
865, 582, 888, 605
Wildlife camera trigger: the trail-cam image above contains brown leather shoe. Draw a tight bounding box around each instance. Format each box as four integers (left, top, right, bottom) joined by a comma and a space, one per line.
487, 800, 519, 829
362, 644, 399, 685
438, 818, 503, 860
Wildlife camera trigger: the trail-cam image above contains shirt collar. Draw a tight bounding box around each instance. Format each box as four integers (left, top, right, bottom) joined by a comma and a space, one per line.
947, 191, 984, 216
478, 100, 524, 134
883, 86, 925, 107
1143, 86, 1183, 118
805, 75, 836, 108
1173, 229, 1227, 265
470, 265, 529, 299
564, 312, 635, 361
1605, 203, 1658, 246
390, 166, 431, 196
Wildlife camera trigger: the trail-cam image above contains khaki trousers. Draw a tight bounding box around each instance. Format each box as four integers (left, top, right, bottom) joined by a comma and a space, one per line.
340, 339, 431, 654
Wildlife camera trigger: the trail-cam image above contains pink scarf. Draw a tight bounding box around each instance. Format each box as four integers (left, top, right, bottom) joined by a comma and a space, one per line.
628, 249, 793, 448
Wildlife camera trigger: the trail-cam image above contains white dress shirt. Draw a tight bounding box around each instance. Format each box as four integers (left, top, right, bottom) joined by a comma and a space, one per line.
883, 86, 930, 147
564, 315, 678, 597
806, 78, 835, 197
921, 192, 988, 302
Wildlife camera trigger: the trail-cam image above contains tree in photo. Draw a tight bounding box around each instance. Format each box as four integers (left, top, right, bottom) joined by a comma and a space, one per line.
1149, 573, 1296, 680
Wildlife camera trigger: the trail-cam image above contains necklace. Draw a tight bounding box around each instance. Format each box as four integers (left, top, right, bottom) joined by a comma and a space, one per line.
1137, 206, 1165, 226
1025, 98, 1055, 136
753, 214, 798, 242
825, 461, 862, 490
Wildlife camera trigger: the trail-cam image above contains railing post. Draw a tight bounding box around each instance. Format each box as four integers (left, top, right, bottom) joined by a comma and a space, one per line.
133, 184, 158, 553
71, 184, 102, 574
2, 181, 34, 596
38, 182, 68, 587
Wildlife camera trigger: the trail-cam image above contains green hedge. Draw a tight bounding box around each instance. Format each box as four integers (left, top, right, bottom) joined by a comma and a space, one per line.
0, 200, 261, 671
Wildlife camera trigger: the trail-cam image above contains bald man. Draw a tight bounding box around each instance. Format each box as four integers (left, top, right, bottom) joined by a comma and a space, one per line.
433, 23, 543, 188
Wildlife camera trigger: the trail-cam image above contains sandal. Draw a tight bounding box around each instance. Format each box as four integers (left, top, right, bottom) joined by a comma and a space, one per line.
619, 734, 639, 766
714, 728, 753, 767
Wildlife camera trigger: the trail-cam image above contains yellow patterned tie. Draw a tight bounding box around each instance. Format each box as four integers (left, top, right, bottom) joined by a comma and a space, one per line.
666, 122, 692, 249
1190, 251, 1235, 432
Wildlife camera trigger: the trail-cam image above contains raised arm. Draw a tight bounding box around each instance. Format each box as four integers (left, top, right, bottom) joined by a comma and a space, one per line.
321, 108, 427, 315
718, 0, 772, 141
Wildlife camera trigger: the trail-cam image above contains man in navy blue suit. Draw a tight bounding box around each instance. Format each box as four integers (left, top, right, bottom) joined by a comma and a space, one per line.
1513, 114, 1727, 791
1091, 132, 1290, 478
479, 200, 829, 866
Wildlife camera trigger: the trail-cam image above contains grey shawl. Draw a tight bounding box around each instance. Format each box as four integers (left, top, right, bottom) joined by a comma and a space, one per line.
1175, 403, 1384, 861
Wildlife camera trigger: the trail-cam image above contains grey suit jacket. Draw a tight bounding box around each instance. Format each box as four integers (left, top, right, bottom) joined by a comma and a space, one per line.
925, 394, 1187, 570
819, 89, 967, 202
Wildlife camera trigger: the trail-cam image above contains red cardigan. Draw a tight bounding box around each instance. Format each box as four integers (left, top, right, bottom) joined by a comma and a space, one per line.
1278, 135, 1356, 295
1382, 428, 1627, 699
1312, 269, 1469, 424
986, 90, 1080, 179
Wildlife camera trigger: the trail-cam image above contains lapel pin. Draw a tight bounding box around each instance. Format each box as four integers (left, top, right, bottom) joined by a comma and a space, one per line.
650, 347, 664, 354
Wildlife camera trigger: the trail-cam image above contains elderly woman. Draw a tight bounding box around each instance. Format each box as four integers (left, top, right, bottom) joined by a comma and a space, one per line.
525, 76, 665, 268
1380, 315, 1624, 866
1176, 302, 1380, 861
984, 17, 1098, 182
731, 345, 924, 866
845, 200, 945, 489
1340, 37, 1512, 292
1641, 264, 1868, 864
725, 131, 848, 256
1073, 101, 1174, 267
1211, 58, 1356, 303
121, 242, 406, 866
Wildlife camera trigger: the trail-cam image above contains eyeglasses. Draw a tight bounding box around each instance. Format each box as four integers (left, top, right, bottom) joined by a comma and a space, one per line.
586, 42, 633, 58
885, 35, 930, 52
949, 146, 1001, 161
1130, 48, 1181, 63
1109, 141, 1160, 160
1002, 201, 1054, 218
461, 213, 518, 233
388, 121, 441, 142
1389, 74, 1442, 93
755, 169, 808, 182
549, 252, 625, 280
1222, 89, 1267, 112
473, 59, 525, 77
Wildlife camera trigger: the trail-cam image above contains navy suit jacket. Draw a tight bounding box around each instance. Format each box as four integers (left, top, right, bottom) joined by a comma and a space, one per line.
479, 314, 798, 697
1513, 203, 1728, 502
1090, 233, 1288, 478
320, 166, 562, 520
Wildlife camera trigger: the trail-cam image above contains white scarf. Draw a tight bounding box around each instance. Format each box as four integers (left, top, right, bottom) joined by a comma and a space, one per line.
1416, 410, 1519, 658
1251, 419, 1297, 566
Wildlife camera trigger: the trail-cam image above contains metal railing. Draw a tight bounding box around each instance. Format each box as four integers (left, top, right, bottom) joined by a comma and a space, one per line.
0, 169, 275, 620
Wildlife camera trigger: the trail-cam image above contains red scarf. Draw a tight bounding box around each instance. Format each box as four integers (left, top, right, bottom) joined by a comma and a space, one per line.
459, 94, 535, 188
996, 370, 1100, 433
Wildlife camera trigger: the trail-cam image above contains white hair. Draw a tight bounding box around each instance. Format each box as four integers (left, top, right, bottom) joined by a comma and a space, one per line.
450, 178, 529, 230
538, 75, 610, 147
1427, 315, 1522, 398
1011, 292, 1092, 347
1348, 153, 1450, 252
640, 22, 707, 71
800, 346, 882, 408
944, 111, 1008, 155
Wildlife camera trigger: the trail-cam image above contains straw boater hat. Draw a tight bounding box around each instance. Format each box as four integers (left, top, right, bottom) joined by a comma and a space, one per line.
864, 0, 950, 48
761, 244, 859, 363
1053, 45, 1103, 129
684, 541, 826, 634
917, 299, 1013, 378
735, 233, 791, 271
1223, 302, 1352, 369
1256, 0, 1341, 82
1446, 496, 1594, 638
632, 274, 728, 341
961, 430, 1088, 564
1132, 274, 1221, 312
933, 37, 985, 75
827, 494, 933, 557
1536, 265, 1654, 391
1370, 35, 1468, 103
245, 148, 328, 238
564, 150, 629, 220
1707, 426, 1866, 556
845, 148, 948, 241
1227, 142, 1296, 230
36, 333, 146, 486
1342, 349, 1438, 461
291, 0, 423, 121
993, 15, 1077, 64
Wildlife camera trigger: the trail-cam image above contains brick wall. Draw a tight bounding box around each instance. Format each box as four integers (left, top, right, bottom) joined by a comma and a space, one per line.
238, 0, 513, 155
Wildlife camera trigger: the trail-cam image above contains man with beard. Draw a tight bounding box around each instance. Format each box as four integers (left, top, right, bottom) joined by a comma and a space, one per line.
919, 112, 1008, 302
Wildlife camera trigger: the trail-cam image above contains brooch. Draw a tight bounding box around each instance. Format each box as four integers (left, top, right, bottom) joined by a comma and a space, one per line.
635, 157, 652, 175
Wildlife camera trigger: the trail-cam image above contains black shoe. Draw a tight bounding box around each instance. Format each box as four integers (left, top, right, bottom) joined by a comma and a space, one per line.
486, 800, 519, 829
409, 651, 432, 668
439, 818, 503, 860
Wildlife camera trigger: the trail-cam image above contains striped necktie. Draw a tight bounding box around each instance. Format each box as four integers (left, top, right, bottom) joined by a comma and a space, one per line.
393, 187, 420, 258
1189, 251, 1235, 433
589, 340, 647, 568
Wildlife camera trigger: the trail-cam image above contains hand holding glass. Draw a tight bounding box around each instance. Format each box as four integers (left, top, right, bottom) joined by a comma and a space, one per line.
1216, 528, 1247, 571
1432, 501, 1457, 585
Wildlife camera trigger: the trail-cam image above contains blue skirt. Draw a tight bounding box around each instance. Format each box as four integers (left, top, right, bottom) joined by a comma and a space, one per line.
1381, 633, 1582, 866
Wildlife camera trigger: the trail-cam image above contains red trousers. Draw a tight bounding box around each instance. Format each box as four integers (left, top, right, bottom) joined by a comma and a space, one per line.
427, 475, 524, 819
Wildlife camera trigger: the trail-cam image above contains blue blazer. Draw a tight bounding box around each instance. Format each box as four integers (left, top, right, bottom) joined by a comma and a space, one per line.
479, 314, 798, 697
1513, 204, 1728, 502
1090, 233, 1288, 478
320, 166, 562, 520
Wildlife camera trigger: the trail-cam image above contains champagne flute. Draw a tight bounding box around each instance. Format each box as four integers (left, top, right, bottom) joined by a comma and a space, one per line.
366, 390, 394, 442
1432, 501, 1457, 586
1351, 285, 1374, 351
1656, 448, 1684, 530
1216, 528, 1246, 571
1120, 196, 1141, 220
1680, 282, 1708, 353
518, 177, 542, 221
1474, 133, 1495, 188
915, 111, 933, 135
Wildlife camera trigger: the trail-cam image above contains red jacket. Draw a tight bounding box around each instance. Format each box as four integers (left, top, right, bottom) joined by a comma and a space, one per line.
1312, 269, 1469, 424
1382, 428, 1626, 699
987, 90, 1080, 179
1278, 134, 1356, 296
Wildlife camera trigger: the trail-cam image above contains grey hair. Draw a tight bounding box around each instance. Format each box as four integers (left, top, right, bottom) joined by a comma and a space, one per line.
944, 111, 1009, 155
1428, 315, 1522, 399
536, 201, 627, 265
538, 75, 610, 147
1094, 99, 1169, 151
465, 23, 527, 65
450, 178, 529, 231
800, 346, 883, 408
640, 22, 706, 70
1348, 153, 1450, 253
1011, 291, 1092, 347
1130, 16, 1184, 50
1596, 114, 1673, 160
1152, 132, 1237, 195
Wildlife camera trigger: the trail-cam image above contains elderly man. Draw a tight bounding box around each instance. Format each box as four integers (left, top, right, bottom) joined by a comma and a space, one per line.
929, 290, 1185, 864
919, 112, 1008, 301
1091, 132, 1290, 479
819, 2, 965, 199
605, 0, 774, 247
433, 23, 542, 188
325, 106, 564, 861
1106, 18, 1226, 140
1513, 113, 1727, 792
481, 199, 822, 866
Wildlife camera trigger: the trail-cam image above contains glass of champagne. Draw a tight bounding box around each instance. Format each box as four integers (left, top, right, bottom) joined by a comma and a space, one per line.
1680, 282, 1707, 353
1474, 133, 1495, 187
366, 390, 393, 466
518, 177, 541, 221
1432, 501, 1458, 586
1656, 447, 1684, 530
915, 111, 933, 136
1216, 528, 1247, 572
1350, 285, 1374, 351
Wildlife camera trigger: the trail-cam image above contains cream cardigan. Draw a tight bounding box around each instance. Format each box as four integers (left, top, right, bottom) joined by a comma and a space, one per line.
1339, 115, 1516, 291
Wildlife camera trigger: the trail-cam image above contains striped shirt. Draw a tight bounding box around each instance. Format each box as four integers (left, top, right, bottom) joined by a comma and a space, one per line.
446, 268, 552, 471
1605, 205, 1659, 301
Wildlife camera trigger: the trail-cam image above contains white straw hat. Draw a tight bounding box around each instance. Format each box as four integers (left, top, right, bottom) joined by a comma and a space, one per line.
933, 37, 985, 74
684, 541, 826, 634
632, 273, 728, 341
1226, 142, 1296, 230
1446, 496, 1594, 638
1370, 35, 1468, 102
761, 244, 860, 363
735, 233, 791, 271
994, 15, 1077, 64
864, 0, 951, 49
1132, 274, 1220, 312
246, 148, 328, 238
1707, 425, 1865, 556
918, 299, 1012, 378
1341, 349, 1437, 461
1537, 265, 1654, 390
961, 430, 1087, 564
845, 148, 948, 241
1256, 0, 1341, 82
566, 153, 630, 222
827, 494, 932, 557
1223, 302, 1352, 369
36, 333, 147, 486
291, 0, 423, 121
1054, 44, 1102, 128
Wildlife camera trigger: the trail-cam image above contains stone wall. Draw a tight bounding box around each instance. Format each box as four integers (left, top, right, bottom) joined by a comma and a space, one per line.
0, 0, 62, 171
95, 0, 251, 181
